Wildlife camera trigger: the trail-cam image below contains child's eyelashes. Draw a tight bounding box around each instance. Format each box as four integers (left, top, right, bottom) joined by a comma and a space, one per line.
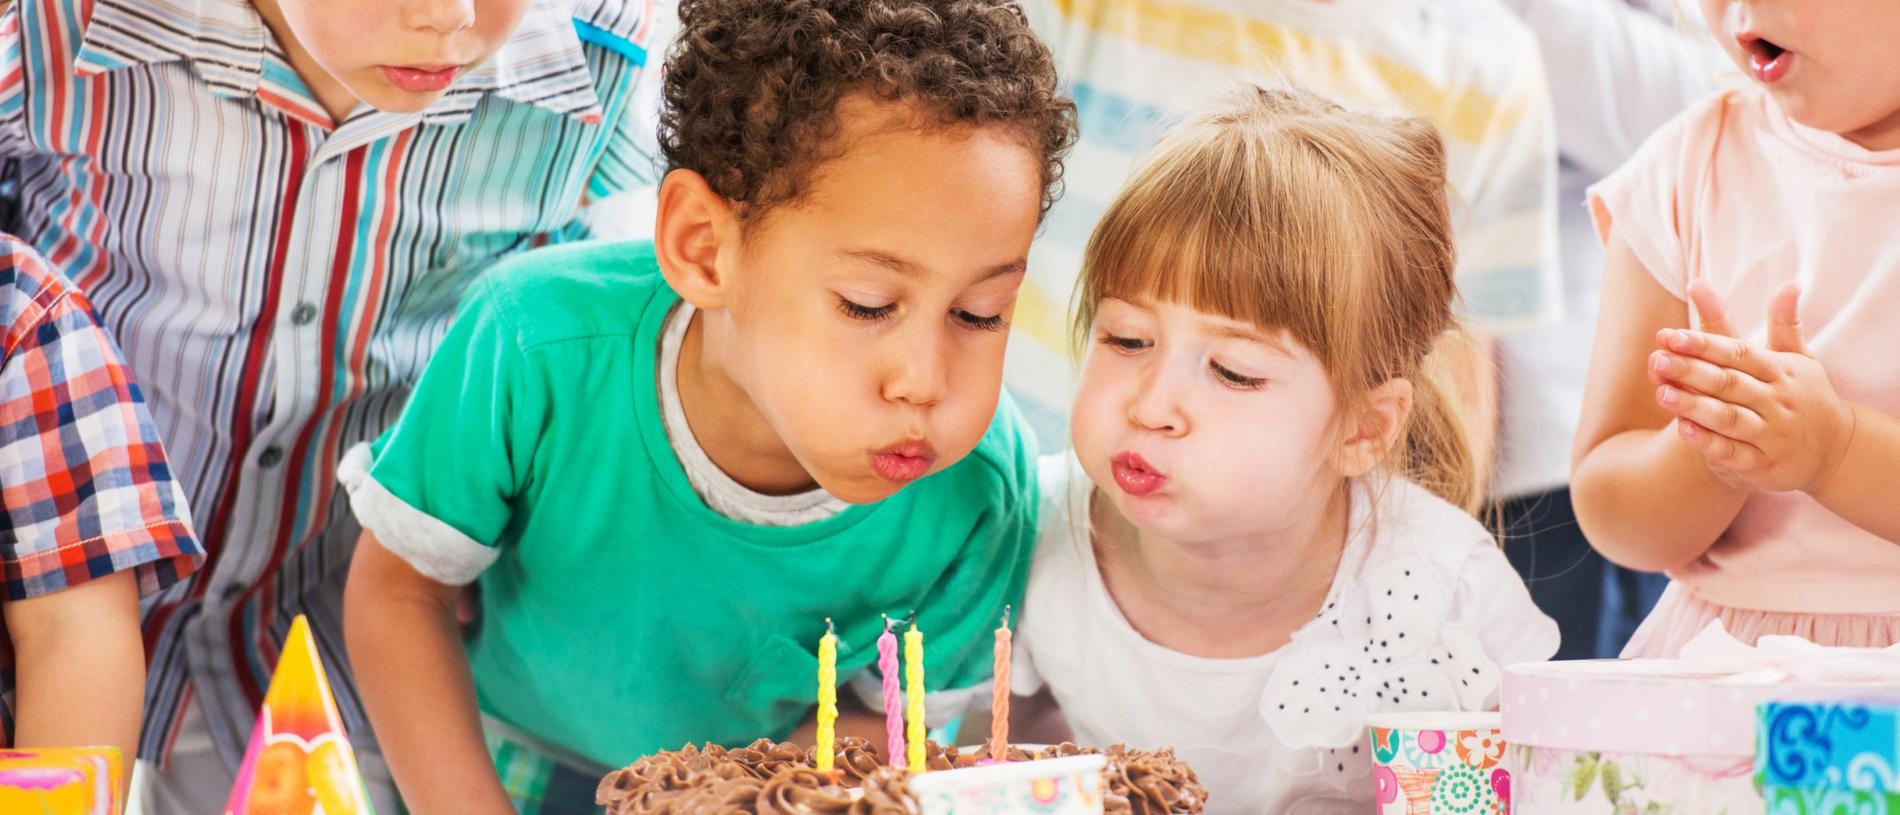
955, 309, 1007, 332
838, 297, 897, 323
1097, 331, 1266, 387
837, 297, 1008, 332
1211, 360, 1267, 390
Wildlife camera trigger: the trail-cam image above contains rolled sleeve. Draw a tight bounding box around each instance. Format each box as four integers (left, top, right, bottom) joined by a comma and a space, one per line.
338, 443, 497, 586
339, 273, 542, 586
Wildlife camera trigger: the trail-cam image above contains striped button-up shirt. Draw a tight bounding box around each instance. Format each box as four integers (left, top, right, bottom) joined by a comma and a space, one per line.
0, 0, 663, 766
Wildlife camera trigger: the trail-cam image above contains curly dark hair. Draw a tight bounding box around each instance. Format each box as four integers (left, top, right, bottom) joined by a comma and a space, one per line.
659, 0, 1078, 223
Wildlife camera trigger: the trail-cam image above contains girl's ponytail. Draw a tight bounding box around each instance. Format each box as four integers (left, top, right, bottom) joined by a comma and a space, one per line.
1404, 338, 1482, 514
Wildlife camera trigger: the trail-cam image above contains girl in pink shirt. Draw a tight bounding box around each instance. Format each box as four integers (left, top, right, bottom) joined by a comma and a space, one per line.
1572, 0, 1900, 656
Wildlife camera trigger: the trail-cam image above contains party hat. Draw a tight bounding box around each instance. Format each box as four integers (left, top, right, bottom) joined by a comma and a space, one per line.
223, 614, 374, 815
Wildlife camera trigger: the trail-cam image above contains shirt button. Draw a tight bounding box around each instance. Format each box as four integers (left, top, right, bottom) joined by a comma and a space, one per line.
258, 446, 284, 468
291, 302, 319, 325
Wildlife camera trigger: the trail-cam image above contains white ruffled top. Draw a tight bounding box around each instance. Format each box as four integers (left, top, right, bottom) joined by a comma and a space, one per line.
1013, 454, 1559, 814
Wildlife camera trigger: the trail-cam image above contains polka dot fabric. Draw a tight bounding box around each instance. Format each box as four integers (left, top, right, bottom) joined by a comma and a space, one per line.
1261, 554, 1509, 753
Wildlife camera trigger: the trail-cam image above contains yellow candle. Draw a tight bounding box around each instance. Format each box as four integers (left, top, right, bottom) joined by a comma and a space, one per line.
816, 619, 838, 774
905, 622, 926, 772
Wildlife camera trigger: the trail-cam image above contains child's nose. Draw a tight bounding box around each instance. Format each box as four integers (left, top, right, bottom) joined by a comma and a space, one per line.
881, 326, 948, 408
403, 0, 477, 34
1128, 362, 1189, 436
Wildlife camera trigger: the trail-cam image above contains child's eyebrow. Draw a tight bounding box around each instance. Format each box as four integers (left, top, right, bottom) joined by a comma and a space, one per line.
839, 249, 918, 275
976, 260, 1029, 280
837, 249, 1026, 280
1207, 322, 1294, 356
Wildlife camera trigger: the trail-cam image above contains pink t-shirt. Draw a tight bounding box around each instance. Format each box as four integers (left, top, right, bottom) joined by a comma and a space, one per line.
1589, 87, 1900, 615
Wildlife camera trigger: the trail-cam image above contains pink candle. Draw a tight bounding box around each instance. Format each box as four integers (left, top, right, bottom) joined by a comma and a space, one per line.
879, 619, 906, 769
989, 606, 1011, 762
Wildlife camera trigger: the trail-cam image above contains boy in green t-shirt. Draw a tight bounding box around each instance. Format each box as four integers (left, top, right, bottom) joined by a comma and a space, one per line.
337, 2, 1078, 813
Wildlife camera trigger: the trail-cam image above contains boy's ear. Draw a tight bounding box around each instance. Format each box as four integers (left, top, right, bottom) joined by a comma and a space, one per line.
654, 168, 740, 309
1332, 377, 1415, 478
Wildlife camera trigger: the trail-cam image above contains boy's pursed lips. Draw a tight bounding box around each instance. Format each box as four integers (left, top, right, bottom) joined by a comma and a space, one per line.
870, 438, 937, 485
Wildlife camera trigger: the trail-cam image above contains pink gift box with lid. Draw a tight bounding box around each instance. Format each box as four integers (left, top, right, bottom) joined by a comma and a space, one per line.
1501, 622, 1900, 815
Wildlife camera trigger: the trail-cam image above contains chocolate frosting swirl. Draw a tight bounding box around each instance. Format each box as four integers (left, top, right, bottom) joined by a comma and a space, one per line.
832, 737, 886, 784
754, 767, 854, 813
598, 739, 1203, 814
848, 766, 916, 814
921, 740, 961, 772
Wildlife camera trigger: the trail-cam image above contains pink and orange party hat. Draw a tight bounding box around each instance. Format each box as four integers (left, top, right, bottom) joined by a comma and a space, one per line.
223, 614, 374, 815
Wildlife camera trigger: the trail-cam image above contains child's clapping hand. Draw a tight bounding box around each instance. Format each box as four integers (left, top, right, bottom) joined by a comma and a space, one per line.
1647, 279, 1857, 494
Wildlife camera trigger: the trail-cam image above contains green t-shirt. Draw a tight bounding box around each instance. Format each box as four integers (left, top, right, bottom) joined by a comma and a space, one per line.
355, 240, 1038, 769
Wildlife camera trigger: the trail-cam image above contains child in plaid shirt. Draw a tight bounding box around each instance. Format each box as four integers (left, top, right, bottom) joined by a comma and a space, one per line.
0, 236, 200, 772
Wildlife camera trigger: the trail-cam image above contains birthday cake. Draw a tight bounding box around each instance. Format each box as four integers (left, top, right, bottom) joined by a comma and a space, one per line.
596, 737, 1207, 814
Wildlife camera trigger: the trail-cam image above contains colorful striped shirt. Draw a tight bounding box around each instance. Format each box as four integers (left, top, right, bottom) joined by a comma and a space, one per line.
0, 235, 201, 746
0, 0, 663, 766
1006, 0, 1562, 439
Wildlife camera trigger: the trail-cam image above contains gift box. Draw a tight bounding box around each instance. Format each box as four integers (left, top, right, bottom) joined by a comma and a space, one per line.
1756, 700, 1900, 813
0, 746, 123, 815
1502, 622, 1900, 815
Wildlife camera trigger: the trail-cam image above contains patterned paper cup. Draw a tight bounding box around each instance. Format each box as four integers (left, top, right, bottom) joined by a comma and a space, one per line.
1367, 711, 1510, 815
909, 754, 1108, 815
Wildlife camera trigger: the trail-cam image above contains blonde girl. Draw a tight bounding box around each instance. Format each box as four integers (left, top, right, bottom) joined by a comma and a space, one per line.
1004, 87, 1557, 813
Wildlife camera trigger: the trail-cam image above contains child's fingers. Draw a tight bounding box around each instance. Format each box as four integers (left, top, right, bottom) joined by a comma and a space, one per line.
1677, 418, 1765, 474
1657, 329, 1783, 383
1765, 280, 1806, 355
1657, 384, 1766, 441
1650, 350, 1771, 406
1688, 277, 1739, 337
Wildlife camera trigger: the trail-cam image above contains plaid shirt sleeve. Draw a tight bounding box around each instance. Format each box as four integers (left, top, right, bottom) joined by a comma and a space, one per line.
0, 239, 202, 601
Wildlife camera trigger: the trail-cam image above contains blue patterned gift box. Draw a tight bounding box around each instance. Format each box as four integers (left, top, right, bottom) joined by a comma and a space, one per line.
1756, 701, 1900, 814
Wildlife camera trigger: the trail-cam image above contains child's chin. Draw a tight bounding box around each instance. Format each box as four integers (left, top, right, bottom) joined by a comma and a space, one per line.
355, 85, 444, 115
1110, 491, 1181, 530
819, 474, 902, 506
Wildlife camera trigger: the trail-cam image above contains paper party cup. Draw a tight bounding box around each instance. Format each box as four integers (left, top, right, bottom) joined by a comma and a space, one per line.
909, 754, 1107, 815
1367, 711, 1510, 814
